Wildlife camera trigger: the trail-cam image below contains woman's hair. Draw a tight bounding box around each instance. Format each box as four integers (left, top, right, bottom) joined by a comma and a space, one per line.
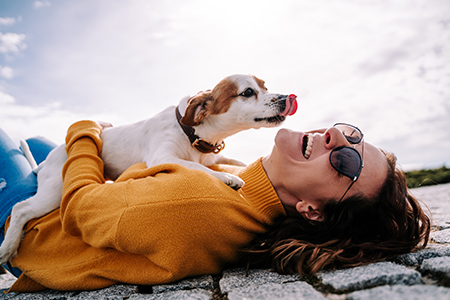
240, 150, 431, 275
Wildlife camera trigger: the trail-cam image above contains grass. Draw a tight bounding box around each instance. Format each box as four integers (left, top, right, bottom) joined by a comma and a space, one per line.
405, 166, 450, 188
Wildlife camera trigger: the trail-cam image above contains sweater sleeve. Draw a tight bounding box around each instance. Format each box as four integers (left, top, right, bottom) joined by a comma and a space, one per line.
60, 120, 125, 248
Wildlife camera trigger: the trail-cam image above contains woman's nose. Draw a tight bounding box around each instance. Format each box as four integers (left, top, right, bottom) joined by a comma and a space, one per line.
324, 127, 350, 149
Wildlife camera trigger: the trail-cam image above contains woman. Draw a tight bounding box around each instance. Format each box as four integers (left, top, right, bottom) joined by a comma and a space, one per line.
242, 126, 430, 275
0, 121, 429, 292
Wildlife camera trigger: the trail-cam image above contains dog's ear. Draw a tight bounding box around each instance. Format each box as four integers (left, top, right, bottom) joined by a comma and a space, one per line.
181, 91, 214, 126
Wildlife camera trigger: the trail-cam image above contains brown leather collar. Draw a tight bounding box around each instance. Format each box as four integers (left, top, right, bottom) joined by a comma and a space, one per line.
175, 106, 225, 154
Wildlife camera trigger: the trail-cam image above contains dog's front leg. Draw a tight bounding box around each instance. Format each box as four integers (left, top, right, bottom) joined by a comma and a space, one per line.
150, 157, 245, 190
184, 160, 245, 190
213, 154, 247, 167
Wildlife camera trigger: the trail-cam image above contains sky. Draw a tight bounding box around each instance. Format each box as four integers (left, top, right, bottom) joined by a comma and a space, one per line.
0, 0, 449, 171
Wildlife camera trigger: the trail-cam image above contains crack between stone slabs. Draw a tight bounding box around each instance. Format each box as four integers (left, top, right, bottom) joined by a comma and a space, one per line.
71, 291, 82, 297
137, 285, 153, 294
407, 264, 446, 287
301, 274, 333, 295
419, 269, 450, 287
211, 274, 228, 300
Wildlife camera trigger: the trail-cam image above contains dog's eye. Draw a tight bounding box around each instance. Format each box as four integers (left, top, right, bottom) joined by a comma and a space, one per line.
240, 88, 255, 98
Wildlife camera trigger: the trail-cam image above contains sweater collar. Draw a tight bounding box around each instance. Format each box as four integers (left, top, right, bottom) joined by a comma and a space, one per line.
238, 159, 287, 220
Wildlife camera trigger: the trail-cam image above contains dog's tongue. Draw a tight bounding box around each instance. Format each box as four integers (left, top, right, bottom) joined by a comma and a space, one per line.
280, 94, 298, 117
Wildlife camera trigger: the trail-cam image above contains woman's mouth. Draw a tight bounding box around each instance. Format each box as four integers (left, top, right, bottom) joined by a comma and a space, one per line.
302, 134, 313, 159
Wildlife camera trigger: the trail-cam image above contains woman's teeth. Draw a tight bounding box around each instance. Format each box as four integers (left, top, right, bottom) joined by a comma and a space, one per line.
303, 134, 313, 159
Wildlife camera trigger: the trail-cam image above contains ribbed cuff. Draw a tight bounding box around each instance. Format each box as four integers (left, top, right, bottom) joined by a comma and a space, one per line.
65, 121, 103, 155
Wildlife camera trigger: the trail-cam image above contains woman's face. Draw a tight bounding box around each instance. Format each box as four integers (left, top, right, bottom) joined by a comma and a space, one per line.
262, 125, 388, 221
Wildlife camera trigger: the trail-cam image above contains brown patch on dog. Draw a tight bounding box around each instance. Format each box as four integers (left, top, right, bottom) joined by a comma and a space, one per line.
181, 77, 239, 126
253, 75, 268, 91
181, 91, 214, 126
209, 78, 239, 115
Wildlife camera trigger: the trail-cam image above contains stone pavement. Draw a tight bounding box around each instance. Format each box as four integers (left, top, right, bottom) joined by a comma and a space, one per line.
0, 183, 449, 299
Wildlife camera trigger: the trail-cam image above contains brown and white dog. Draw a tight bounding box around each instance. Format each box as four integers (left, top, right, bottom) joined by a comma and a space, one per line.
0, 74, 297, 263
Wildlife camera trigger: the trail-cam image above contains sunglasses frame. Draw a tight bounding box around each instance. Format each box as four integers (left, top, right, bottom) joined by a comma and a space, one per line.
330, 123, 365, 202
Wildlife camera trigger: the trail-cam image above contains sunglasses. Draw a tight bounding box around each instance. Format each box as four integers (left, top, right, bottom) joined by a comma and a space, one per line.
329, 123, 364, 202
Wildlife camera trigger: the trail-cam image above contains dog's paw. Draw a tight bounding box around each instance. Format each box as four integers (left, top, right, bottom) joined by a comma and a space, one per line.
217, 173, 245, 190
0, 246, 17, 265
96, 121, 113, 129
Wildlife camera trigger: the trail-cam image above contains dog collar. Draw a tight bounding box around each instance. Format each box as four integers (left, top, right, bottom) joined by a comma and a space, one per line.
175, 106, 225, 154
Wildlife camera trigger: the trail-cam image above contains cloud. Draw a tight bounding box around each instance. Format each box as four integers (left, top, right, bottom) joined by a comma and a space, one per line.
0, 32, 26, 54
0, 18, 16, 26
0, 87, 123, 145
0, 66, 13, 79
34, 1, 51, 9
0, 88, 15, 104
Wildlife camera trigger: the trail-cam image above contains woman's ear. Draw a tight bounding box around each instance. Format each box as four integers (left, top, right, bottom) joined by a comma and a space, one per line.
296, 202, 323, 221
306, 209, 323, 221
180, 91, 213, 127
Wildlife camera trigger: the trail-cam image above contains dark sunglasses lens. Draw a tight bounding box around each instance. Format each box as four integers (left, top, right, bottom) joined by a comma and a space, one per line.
334, 124, 362, 144
330, 147, 362, 180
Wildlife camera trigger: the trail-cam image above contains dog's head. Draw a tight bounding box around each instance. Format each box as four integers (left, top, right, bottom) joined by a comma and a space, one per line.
180, 74, 297, 130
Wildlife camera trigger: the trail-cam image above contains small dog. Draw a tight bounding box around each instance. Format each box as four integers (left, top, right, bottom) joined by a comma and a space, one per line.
0, 74, 297, 263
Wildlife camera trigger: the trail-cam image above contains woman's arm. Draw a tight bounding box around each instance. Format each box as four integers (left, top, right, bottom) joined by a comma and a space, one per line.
59, 120, 234, 253
60, 120, 126, 248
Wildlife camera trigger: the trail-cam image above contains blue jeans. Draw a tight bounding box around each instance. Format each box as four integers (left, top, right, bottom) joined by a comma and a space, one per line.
0, 128, 56, 277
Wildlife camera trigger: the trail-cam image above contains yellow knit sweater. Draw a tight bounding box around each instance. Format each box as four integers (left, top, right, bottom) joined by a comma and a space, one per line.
7, 121, 286, 292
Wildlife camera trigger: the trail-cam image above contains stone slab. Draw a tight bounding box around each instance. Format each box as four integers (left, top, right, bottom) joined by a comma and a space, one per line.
219, 268, 302, 293
347, 284, 450, 300
151, 275, 214, 294
317, 261, 422, 292
128, 288, 211, 300
0, 290, 75, 300
393, 244, 450, 266
0, 284, 135, 300
0, 273, 16, 290
71, 284, 137, 300
227, 281, 326, 300
412, 183, 450, 229
421, 256, 450, 274
431, 228, 450, 244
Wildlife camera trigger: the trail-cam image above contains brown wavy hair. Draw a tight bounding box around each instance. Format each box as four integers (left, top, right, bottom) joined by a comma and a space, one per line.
240, 150, 431, 275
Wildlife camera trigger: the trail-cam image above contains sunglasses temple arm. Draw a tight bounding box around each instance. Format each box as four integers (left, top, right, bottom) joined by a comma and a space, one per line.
338, 180, 356, 203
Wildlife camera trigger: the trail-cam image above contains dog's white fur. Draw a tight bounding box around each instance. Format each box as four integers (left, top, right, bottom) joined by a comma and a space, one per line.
0, 74, 296, 263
